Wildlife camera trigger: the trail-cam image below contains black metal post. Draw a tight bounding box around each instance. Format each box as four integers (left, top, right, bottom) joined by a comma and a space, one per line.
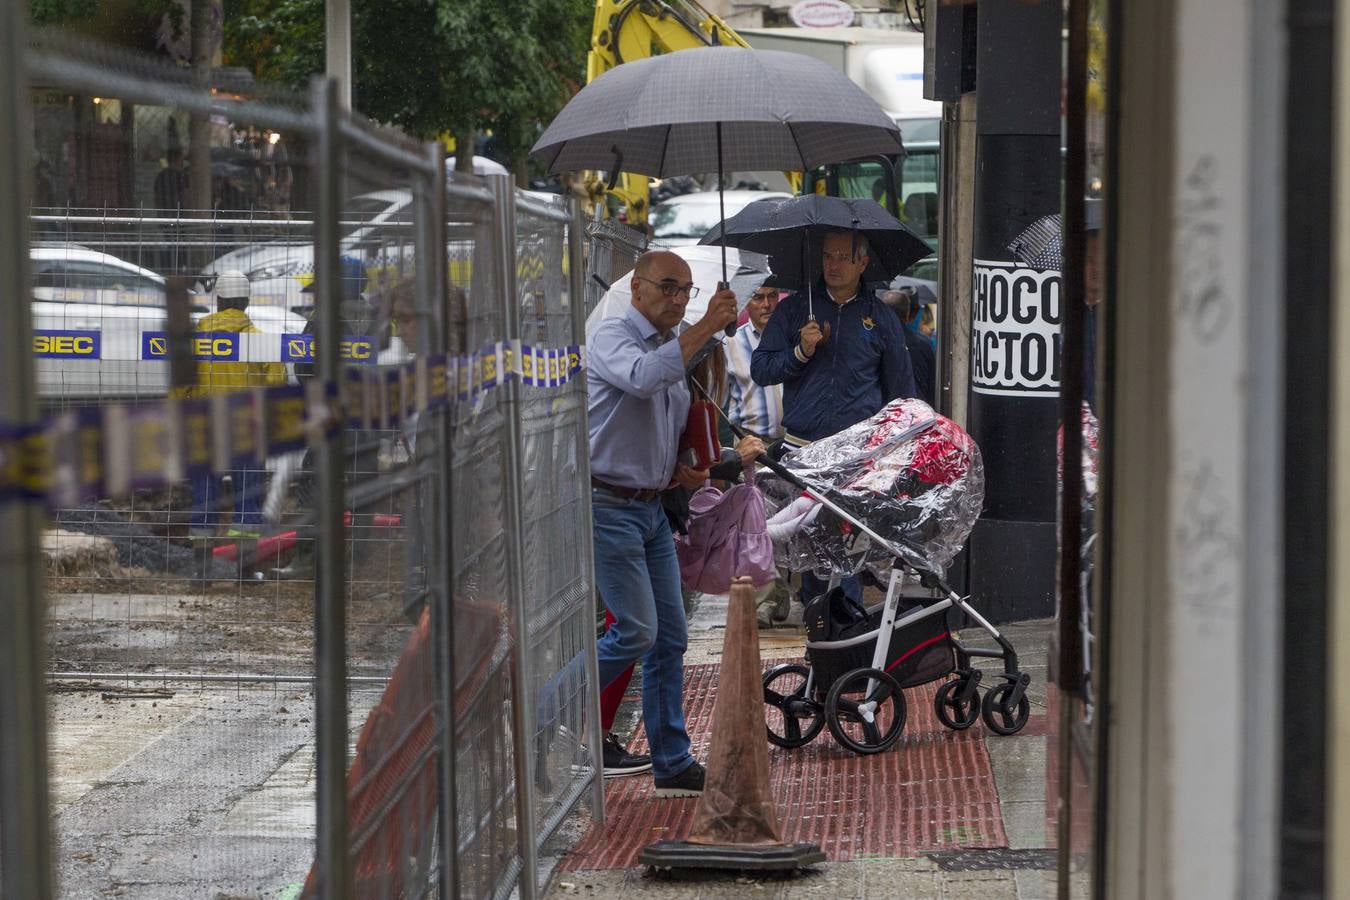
966, 0, 1063, 622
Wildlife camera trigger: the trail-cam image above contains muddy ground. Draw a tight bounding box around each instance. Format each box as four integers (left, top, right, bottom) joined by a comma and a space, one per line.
44, 497, 428, 897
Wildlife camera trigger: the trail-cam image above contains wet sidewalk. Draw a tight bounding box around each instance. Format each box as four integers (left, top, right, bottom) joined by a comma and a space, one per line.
541, 594, 1074, 899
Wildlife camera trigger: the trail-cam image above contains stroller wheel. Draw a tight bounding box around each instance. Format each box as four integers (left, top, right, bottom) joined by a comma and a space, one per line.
824, 667, 906, 755
981, 681, 1031, 736
763, 664, 825, 748
934, 677, 982, 730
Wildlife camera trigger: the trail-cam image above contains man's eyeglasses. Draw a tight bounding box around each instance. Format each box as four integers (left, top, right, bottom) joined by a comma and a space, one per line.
636, 276, 700, 299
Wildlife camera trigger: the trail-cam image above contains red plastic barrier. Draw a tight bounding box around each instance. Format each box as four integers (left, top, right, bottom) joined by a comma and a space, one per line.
209, 512, 403, 562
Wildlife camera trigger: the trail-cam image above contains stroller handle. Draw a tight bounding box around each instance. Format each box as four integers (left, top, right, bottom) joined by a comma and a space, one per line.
753, 448, 935, 577
692, 375, 941, 582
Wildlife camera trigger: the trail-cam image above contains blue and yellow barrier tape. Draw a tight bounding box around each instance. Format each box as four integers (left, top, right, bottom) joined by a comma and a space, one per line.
1, 341, 584, 506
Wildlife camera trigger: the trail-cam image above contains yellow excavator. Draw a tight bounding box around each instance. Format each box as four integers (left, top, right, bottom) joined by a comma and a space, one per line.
585, 0, 767, 228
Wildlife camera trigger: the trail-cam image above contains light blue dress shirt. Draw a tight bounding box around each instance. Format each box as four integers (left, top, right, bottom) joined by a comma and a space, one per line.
725, 321, 784, 439
587, 305, 690, 490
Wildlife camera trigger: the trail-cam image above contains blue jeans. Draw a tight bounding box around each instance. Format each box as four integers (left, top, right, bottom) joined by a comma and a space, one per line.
591, 490, 693, 779
800, 572, 862, 608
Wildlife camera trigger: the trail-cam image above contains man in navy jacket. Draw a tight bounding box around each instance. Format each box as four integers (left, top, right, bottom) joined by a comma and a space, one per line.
751, 230, 916, 443
752, 228, 918, 605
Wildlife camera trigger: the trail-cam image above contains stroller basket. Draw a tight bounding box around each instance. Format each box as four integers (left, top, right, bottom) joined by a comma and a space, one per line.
803, 588, 955, 693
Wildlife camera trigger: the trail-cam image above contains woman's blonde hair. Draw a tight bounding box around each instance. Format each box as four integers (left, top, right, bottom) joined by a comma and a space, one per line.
689, 342, 727, 406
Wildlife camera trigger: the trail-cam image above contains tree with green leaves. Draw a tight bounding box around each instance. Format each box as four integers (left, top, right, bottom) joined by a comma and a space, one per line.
225, 0, 591, 179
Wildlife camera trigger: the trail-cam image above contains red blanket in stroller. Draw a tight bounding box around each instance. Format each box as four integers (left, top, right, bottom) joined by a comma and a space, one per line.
764, 398, 984, 580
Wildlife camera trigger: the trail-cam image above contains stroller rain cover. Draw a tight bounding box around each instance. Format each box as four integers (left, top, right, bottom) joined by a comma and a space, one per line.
764, 398, 984, 580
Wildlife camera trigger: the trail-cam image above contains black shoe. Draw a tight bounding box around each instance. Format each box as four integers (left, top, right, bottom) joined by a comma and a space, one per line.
602, 734, 652, 777
654, 760, 704, 798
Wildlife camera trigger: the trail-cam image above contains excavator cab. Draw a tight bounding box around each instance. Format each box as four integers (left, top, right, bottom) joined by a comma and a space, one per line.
804, 155, 903, 218
802, 146, 940, 279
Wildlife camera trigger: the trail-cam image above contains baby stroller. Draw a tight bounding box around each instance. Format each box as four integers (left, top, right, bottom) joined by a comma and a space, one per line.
755, 399, 1032, 755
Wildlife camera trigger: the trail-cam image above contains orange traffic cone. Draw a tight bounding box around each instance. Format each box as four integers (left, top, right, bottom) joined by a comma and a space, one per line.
639, 577, 824, 872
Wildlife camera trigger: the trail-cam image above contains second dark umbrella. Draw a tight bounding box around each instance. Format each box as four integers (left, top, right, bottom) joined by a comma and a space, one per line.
700, 194, 931, 320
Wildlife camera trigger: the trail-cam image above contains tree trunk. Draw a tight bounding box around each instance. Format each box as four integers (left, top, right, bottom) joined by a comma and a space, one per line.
453, 127, 475, 174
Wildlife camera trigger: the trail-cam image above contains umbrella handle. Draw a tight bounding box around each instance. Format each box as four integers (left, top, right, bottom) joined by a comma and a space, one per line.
719, 280, 736, 337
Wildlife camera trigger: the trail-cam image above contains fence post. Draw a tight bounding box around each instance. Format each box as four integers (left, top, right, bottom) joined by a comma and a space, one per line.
420, 142, 461, 900
0, 12, 54, 899
489, 173, 539, 899
311, 75, 352, 900
569, 197, 606, 825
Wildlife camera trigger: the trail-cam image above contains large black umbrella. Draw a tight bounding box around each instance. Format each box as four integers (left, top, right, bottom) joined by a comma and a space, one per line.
531, 45, 903, 322
532, 47, 902, 176
700, 194, 930, 317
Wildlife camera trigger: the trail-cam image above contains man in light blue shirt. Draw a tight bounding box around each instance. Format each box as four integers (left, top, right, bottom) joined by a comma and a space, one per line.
725, 276, 786, 441
587, 250, 737, 797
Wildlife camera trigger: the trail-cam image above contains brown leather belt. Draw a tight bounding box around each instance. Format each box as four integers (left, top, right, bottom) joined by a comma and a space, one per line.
591, 477, 661, 502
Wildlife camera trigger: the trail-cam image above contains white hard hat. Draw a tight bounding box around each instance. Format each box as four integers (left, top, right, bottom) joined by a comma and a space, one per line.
215, 270, 250, 301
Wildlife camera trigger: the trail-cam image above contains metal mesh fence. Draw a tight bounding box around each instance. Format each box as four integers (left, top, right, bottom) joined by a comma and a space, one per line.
445, 182, 525, 900
582, 217, 647, 317
27, 44, 338, 900
514, 197, 600, 845
4, 35, 600, 900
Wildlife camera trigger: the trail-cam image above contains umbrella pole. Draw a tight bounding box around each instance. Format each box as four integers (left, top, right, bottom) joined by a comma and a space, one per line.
806, 231, 814, 321
716, 122, 727, 284
716, 122, 736, 337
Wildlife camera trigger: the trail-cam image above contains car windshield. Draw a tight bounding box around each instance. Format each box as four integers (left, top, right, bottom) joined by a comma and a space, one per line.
651, 201, 723, 240
32, 257, 165, 304
652, 195, 785, 240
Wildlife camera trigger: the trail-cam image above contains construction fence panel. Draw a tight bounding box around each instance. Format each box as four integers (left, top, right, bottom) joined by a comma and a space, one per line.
444, 178, 530, 900
581, 217, 647, 318
1, 5, 54, 899
512, 195, 602, 860
323, 117, 449, 897
7, 35, 600, 900
27, 39, 344, 900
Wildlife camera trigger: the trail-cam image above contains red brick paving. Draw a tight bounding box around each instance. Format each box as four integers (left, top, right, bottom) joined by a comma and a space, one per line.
563, 661, 1009, 870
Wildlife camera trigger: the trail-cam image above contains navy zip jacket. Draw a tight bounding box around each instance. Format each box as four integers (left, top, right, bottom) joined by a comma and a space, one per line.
751, 280, 917, 442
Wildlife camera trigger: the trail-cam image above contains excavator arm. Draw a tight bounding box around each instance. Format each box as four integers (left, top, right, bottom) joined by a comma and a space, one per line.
584, 0, 754, 228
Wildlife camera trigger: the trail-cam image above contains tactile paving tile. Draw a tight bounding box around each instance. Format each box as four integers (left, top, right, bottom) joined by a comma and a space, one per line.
563, 661, 1008, 870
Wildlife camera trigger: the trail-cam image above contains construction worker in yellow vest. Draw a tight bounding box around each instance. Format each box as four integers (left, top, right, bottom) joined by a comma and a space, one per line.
185, 270, 286, 538
181, 270, 286, 398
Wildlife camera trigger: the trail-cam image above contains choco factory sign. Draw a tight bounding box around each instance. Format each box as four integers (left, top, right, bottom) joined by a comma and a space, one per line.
971, 259, 1063, 397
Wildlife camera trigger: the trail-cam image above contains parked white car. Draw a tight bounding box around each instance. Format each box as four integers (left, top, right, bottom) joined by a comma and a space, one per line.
202, 190, 415, 311
32, 244, 308, 402
202, 185, 561, 313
